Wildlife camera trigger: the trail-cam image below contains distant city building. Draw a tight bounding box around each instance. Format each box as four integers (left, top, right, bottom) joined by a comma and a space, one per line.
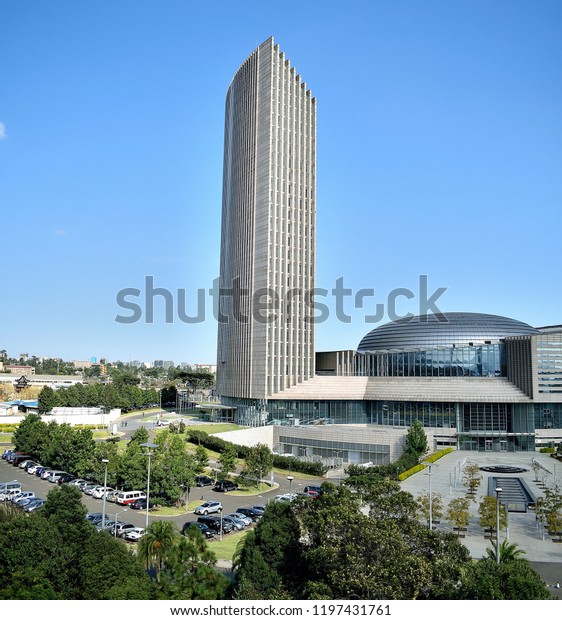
194, 364, 217, 374
71, 360, 96, 369
0, 373, 84, 389
6, 365, 35, 375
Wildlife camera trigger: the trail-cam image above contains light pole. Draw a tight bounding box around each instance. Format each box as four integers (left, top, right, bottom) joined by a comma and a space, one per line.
422, 461, 437, 530
219, 507, 223, 542
141, 442, 158, 529
101, 458, 109, 530
287, 475, 294, 495
114, 508, 128, 537
495, 487, 503, 566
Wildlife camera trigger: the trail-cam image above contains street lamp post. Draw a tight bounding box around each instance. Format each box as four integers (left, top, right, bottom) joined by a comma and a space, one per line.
287, 475, 294, 495
422, 461, 437, 530
219, 507, 223, 542
141, 442, 158, 529
495, 487, 503, 566
114, 508, 128, 537
101, 458, 109, 530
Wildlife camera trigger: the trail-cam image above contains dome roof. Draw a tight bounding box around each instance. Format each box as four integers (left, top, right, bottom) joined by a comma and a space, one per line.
357, 312, 539, 352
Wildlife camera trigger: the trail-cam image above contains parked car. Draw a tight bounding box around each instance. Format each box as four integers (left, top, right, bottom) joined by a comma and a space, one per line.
34, 467, 47, 477
123, 527, 145, 542
41, 469, 55, 480
18, 459, 35, 469
105, 490, 119, 503
213, 480, 238, 493
304, 485, 322, 495
129, 498, 155, 510
273, 493, 298, 503
194, 501, 222, 516
235, 507, 262, 521
197, 515, 233, 534
17, 496, 38, 509
195, 475, 214, 487
47, 471, 68, 483
96, 519, 117, 532
250, 505, 266, 515
11, 491, 35, 505
68, 478, 87, 487
112, 522, 137, 538
86, 512, 105, 523
92, 486, 114, 499
182, 521, 215, 539
2, 449, 14, 460
81, 482, 99, 495
226, 512, 252, 526
27, 463, 43, 474
56, 473, 75, 484
24, 498, 46, 512
12, 454, 33, 466
221, 516, 245, 531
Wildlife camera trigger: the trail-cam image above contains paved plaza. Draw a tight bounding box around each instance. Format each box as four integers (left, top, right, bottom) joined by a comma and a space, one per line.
400, 449, 562, 591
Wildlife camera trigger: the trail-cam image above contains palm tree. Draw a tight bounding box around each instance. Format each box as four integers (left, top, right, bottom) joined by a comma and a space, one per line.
137, 520, 179, 580
486, 539, 526, 564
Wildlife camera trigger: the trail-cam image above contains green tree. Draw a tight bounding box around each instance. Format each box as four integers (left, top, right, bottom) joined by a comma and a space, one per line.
404, 420, 428, 461
478, 495, 507, 534
158, 526, 230, 599
0, 484, 153, 599
243, 443, 274, 489
446, 497, 471, 535
416, 491, 444, 527
462, 462, 482, 498
456, 557, 550, 599
151, 433, 197, 505
485, 540, 526, 564
12, 413, 47, 457
218, 444, 237, 481
137, 521, 179, 581
194, 444, 209, 472
234, 501, 304, 599
38, 386, 58, 413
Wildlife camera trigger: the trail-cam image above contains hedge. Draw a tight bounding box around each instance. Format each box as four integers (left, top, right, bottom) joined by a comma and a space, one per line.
186, 429, 328, 476
398, 447, 454, 481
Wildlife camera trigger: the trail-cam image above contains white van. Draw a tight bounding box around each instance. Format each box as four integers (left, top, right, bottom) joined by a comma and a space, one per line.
0, 480, 22, 498
116, 490, 146, 505
0, 484, 23, 501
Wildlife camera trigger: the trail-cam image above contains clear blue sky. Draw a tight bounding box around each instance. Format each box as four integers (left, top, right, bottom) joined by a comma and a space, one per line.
1, 0, 560, 364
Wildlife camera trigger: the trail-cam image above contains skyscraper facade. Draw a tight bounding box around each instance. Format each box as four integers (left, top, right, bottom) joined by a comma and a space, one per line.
217, 37, 316, 414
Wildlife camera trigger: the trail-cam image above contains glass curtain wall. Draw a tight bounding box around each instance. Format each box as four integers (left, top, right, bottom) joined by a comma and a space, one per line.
355, 344, 504, 377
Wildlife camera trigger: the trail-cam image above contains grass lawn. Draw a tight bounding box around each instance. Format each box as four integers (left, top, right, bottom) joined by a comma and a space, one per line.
0, 433, 14, 444
182, 423, 242, 434
208, 529, 248, 561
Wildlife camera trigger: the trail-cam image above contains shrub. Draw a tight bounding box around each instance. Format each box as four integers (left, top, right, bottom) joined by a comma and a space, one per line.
540, 447, 555, 454
186, 430, 327, 476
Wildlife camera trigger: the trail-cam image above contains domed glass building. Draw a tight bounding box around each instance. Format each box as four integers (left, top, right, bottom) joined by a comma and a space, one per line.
264, 312, 562, 458
355, 312, 539, 379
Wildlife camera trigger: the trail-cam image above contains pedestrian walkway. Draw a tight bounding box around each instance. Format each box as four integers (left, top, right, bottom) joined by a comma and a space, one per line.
399, 450, 562, 593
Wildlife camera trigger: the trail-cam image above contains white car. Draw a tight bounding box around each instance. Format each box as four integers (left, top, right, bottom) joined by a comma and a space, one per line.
92, 486, 114, 499
13, 492, 35, 505
27, 463, 42, 474
123, 527, 145, 542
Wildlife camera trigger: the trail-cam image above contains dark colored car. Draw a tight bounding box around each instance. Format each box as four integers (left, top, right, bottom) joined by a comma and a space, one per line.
56, 473, 75, 484
182, 521, 215, 539
11, 454, 32, 466
34, 466, 47, 477
197, 515, 233, 534
304, 485, 322, 495
235, 507, 263, 521
213, 480, 238, 493
130, 498, 155, 510
195, 475, 214, 487
2, 449, 14, 460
